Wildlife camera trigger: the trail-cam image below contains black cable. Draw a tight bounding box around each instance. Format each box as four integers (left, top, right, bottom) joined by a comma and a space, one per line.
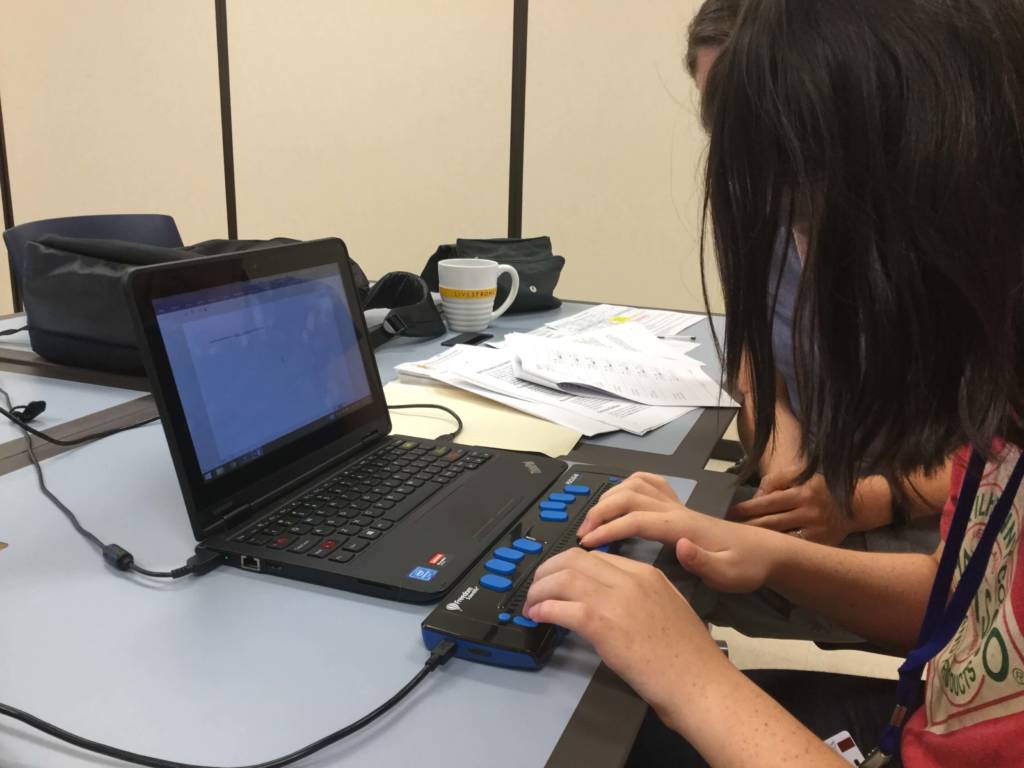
0, 640, 457, 768
386, 403, 463, 441
0, 324, 28, 337
0, 385, 218, 580
0, 402, 159, 446
1, 390, 462, 575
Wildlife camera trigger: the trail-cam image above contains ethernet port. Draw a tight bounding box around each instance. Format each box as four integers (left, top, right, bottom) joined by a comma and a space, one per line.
240, 555, 261, 572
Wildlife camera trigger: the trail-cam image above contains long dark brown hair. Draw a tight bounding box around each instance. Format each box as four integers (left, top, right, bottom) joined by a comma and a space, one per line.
703, 0, 1024, 504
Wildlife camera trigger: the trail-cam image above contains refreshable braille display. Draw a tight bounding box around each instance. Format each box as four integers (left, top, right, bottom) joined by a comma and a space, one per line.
422, 468, 623, 669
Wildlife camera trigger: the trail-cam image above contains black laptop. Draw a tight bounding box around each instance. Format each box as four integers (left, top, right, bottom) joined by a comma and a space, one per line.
125, 238, 566, 602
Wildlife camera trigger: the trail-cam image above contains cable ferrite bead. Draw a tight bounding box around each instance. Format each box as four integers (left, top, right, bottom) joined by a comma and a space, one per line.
102, 545, 134, 571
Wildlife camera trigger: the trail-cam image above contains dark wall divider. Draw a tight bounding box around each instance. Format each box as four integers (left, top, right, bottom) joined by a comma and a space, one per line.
215, 0, 238, 240
508, 0, 528, 239
0, 88, 20, 311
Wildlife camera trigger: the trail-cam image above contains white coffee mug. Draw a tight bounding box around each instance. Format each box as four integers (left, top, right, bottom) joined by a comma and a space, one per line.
438, 258, 520, 332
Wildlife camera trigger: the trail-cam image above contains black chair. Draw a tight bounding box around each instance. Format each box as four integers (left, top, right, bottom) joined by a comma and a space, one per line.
3, 214, 182, 309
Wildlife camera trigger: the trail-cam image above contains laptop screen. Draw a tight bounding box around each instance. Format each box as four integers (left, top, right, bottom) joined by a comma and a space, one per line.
152, 264, 373, 482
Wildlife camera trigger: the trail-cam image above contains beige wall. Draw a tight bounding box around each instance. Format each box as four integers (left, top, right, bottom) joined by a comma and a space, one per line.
524, 0, 717, 312
0, 0, 226, 309
0, 0, 716, 315
229, 0, 513, 275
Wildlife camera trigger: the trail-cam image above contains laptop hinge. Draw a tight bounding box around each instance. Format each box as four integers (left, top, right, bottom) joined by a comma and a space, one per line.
202, 429, 388, 537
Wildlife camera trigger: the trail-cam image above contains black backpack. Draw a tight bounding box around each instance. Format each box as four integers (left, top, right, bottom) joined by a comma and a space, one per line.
19, 236, 373, 374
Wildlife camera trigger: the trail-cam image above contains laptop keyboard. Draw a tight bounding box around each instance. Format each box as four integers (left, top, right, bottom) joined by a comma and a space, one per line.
228, 437, 492, 564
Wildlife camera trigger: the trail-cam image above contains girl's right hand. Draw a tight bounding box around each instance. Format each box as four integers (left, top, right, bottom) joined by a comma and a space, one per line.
577, 472, 794, 594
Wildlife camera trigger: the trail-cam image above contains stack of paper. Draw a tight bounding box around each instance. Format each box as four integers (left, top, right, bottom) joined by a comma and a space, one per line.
396, 306, 737, 437
396, 345, 653, 436
505, 327, 732, 408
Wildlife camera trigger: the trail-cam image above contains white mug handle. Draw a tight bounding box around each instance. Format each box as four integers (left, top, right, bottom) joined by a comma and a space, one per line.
490, 264, 520, 320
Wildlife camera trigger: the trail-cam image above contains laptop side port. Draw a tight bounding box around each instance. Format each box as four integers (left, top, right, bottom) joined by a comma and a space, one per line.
240, 555, 261, 572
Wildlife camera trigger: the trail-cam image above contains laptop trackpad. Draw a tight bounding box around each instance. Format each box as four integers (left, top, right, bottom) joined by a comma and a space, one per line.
411, 483, 524, 542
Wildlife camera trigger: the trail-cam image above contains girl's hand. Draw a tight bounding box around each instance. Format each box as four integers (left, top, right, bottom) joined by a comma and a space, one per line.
576, 472, 687, 541
729, 469, 853, 546
525, 548, 849, 768
523, 548, 730, 729
577, 472, 792, 595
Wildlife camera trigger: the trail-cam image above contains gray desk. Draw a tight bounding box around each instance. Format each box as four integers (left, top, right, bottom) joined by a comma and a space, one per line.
0, 304, 739, 768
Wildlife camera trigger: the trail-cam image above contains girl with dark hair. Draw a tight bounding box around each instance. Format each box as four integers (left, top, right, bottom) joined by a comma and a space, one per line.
524, 0, 1024, 765
681, 0, 952, 644
693, 0, 949, 551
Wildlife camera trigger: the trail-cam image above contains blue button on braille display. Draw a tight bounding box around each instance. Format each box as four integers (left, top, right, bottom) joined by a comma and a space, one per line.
564, 484, 590, 495
513, 616, 538, 628
540, 509, 569, 522
480, 573, 513, 592
549, 492, 575, 504
513, 538, 543, 554
485, 558, 516, 575
498, 612, 511, 623
539, 500, 567, 512
494, 546, 525, 563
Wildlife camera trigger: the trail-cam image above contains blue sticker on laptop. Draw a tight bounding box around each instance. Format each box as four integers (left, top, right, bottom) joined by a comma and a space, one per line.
408, 566, 438, 582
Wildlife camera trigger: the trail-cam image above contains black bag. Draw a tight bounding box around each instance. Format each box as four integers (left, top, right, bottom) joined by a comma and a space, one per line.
21, 235, 189, 374
421, 236, 564, 313
19, 236, 378, 374
364, 272, 445, 340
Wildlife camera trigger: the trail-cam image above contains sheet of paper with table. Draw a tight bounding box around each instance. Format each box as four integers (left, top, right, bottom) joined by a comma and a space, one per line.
534, 322, 701, 360
543, 303, 706, 337
396, 345, 661, 436
504, 326, 731, 407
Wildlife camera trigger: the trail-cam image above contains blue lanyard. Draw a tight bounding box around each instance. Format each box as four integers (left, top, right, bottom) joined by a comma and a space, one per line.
874, 448, 1024, 761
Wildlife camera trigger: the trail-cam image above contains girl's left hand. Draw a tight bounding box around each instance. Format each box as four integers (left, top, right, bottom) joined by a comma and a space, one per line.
729, 469, 853, 546
523, 547, 730, 730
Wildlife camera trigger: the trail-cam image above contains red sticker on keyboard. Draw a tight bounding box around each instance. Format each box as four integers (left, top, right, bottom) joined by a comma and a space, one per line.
428, 553, 448, 567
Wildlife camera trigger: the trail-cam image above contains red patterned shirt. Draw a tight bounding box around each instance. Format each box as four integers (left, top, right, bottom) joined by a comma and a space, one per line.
901, 444, 1024, 766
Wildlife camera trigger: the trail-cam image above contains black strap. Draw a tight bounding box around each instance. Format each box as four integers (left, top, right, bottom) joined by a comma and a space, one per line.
368, 325, 393, 350
875, 448, 1024, 759
364, 272, 444, 343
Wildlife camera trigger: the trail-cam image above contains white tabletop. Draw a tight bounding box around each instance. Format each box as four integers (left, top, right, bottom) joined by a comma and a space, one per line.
0, 399, 696, 767
0, 300, 716, 766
